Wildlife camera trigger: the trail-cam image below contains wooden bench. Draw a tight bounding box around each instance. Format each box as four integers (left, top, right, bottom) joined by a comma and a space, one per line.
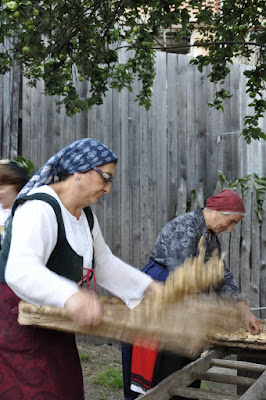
138, 348, 266, 400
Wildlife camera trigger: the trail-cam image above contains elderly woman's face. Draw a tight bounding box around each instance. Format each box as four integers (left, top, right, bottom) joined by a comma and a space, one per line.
78, 162, 116, 205
210, 212, 243, 234
0, 184, 18, 209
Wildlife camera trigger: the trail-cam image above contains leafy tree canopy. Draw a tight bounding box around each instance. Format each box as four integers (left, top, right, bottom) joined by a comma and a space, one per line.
0, 0, 265, 143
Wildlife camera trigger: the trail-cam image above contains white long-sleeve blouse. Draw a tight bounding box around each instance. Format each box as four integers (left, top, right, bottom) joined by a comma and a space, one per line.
5, 186, 153, 309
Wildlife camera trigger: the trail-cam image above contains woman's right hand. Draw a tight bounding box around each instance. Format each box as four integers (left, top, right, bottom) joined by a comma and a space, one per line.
144, 280, 165, 298
65, 289, 103, 327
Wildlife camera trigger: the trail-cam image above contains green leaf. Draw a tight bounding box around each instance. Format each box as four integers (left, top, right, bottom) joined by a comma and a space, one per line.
218, 170, 227, 183
13, 156, 34, 175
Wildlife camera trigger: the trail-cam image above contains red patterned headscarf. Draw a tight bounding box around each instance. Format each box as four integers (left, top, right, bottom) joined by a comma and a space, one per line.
206, 189, 245, 214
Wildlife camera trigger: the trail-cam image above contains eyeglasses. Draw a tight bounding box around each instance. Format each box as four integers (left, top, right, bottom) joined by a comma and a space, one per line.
93, 166, 113, 184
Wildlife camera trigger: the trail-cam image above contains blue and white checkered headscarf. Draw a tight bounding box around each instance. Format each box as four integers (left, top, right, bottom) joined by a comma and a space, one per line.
18, 138, 118, 197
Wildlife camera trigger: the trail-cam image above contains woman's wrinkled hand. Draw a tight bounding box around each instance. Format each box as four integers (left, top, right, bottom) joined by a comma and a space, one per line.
65, 289, 103, 327
236, 301, 262, 335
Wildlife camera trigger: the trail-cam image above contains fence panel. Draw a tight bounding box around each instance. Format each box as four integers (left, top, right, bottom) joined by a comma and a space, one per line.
240, 187, 252, 306
261, 196, 266, 318
0, 41, 21, 158
229, 185, 242, 287
250, 189, 261, 317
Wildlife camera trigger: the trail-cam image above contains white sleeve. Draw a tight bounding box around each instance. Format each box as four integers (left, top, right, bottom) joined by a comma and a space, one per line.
5, 201, 79, 307
92, 214, 153, 309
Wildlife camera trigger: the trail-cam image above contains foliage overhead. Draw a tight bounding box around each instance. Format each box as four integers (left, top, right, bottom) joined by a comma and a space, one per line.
0, 0, 265, 142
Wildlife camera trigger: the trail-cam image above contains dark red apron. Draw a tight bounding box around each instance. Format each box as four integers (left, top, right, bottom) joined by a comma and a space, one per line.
0, 283, 84, 400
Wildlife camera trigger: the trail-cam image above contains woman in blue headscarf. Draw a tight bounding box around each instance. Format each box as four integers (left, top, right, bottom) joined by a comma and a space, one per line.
0, 138, 161, 400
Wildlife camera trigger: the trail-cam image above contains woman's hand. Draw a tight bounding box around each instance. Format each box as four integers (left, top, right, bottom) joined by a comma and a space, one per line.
236, 301, 262, 335
65, 289, 103, 327
144, 280, 165, 297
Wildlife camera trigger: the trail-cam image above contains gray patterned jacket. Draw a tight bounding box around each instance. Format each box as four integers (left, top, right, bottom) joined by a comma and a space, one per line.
150, 209, 242, 302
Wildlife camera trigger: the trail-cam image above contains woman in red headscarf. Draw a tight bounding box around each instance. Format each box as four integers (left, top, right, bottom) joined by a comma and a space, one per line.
122, 189, 262, 400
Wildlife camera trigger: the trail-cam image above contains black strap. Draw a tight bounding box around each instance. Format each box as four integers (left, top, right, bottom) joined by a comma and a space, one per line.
83, 206, 94, 231
83, 205, 95, 274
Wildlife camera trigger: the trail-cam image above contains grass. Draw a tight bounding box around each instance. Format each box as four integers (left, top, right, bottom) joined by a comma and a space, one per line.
79, 351, 90, 362
90, 366, 123, 389
200, 382, 209, 390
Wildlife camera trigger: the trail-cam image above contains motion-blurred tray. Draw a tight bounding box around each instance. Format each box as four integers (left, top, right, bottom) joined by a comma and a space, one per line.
18, 295, 241, 358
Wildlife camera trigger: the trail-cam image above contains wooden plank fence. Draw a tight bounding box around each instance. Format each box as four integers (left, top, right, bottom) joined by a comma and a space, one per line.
0, 40, 21, 159
1, 49, 266, 313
